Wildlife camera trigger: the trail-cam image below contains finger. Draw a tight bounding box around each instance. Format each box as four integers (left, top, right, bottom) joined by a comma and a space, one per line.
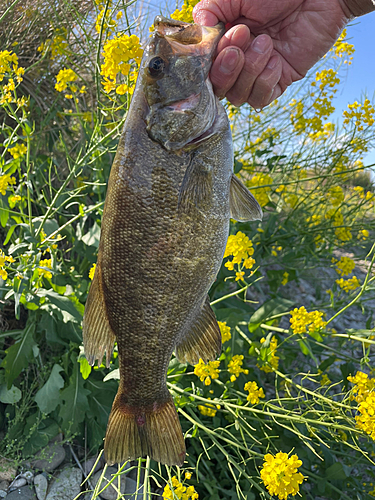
210, 47, 244, 99
193, 0, 242, 26
225, 34, 273, 106
247, 54, 283, 109
216, 24, 251, 54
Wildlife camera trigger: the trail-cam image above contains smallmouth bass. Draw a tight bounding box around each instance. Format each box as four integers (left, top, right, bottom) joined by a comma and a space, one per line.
82, 16, 262, 467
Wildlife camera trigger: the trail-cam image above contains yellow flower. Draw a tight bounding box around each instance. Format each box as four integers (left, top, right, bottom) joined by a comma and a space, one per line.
38, 259, 52, 279
281, 272, 289, 286
336, 276, 360, 292
355, 392, 375, 441
358, 229, 369, 240
8, 143, 27, 159
343, 98, 375, 131
198, 397, 220, 417
184, 472, 192, 480
228, 354, 249, 382
0, 250, 15, 281
246, 172, 272, 207
171, 0, 199, 23
0, 173, 16, 195
290, 306, 326, 334
328, 185, 344, 207
320, 373, 331, 386
55, 68, 77, 92
218, 321, 231, 343
0, 50, 19, 82
244, 381, 265, 404
100, 34, 143, 93
260, 452, 304, 500
163, 475, 199, 500
333, 28, 355, 64
224, 231, 255, 272
235, 270, 245, 281
259, 337, 279, 373
348, 371, 375, 403
334, 256, 355, 276
194, 359, 220, 386
89, 263, 96, 280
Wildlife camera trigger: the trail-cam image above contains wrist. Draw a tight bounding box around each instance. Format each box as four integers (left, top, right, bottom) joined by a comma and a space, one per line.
340, 0, 375, 17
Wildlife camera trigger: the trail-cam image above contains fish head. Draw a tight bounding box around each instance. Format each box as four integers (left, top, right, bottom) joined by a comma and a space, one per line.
142, 16, 224, 151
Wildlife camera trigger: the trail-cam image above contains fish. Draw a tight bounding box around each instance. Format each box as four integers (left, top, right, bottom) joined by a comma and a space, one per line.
82, 15, 262, 467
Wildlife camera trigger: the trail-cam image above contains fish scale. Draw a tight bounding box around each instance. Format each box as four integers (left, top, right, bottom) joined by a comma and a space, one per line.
82, 15, 262, 467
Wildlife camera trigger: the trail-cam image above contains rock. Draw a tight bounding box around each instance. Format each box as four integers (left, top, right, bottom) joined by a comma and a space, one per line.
9, 477, 27, 490
34, 474, 48, 500
0, 491, 6, 499
0, 481, 8, 491
5, 485, 37, 499
124, 477, 144, 499
22, 471, 34, 483
83, 456, 105, 476
31, 444, 66, 472
92, 467, 127, 500
0, 459, 16, 481
46, 468, 82, 500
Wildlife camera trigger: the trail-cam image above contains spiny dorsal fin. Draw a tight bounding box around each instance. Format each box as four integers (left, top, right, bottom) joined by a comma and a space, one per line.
230, 174, 263, 221
82, 263, 116, 368
175, 296, 221, 365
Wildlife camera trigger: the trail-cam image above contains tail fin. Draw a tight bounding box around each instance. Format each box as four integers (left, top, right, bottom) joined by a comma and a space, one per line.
104, 389, 186, 467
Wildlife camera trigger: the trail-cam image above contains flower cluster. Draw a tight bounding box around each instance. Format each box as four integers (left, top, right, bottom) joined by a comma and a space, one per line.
224, 231, 255, 280
38, 259, 52, 279
348, 372, 375, 403
0, 173, 16, 195
355, 392, 375, 441
0, 50, 25, 105
333, 256, 355, 276
247, 172, 272, 207
343, 99, 375, 131
163, 475, 198, 500
171, 0, 199, 23
95, 0, 122, 36
55, 68, 85, 99
198, 397, 220, 417
281, 272, 289, 286
218, 321, 231, 343
8, 143, 27, 159
258, 337, 279, 373
0, 250, 15, 280
260, 452, 304, 500
328, 185, 344, 207
244, 381, 265, 404
194, 359, 220, 386
290, 306, 326, 335
336, 276, 360, 292
333, 28, 355, 64
228, 354, 249, 382
100, 34, 143, 94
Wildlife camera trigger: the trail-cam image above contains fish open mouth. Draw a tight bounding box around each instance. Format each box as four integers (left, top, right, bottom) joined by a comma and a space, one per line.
167, 93, 201, 112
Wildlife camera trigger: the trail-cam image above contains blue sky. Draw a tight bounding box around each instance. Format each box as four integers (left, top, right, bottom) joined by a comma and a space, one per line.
331, 12, 375, 167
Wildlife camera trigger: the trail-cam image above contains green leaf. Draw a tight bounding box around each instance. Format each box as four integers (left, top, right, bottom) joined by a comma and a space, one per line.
325, 462, 351, 480
22, 418, 60, 458
81, 222, 101, 248
248, 298, 294, 332
59, 358, 90, 434
1, 321, 36, 388
37, 289, 83, 323
35, 364, 65, 414
0, 383, 22, 404
79, 357, 92, 380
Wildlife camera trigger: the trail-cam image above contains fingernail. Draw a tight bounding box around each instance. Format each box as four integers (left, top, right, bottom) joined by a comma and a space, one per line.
251, 35, 269, 54
267, 55, 279, 70
219, 48, 240, 74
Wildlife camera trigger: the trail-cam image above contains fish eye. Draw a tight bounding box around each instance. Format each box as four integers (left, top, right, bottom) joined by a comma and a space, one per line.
148, 57, 165, 77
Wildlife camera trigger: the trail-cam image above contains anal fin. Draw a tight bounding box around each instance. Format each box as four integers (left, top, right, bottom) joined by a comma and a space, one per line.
230, 174, 263, 221
176, 296, 221, 365
82, 264, 116, 368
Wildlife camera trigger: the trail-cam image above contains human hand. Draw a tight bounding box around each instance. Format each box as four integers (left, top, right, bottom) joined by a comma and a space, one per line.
194, 0, 357, 108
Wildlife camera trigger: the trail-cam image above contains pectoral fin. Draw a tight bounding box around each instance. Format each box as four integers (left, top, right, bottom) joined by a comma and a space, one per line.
82, 263, 116, 368
230, 174, 263, 221
175, 296, 221, 365
178, 154, 212, 213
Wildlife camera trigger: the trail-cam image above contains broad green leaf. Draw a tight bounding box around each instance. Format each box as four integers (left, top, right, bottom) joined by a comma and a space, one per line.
1, 321, 36, 389
325, 462, 350, 480
35, 364, 65, 414
248, 298, 294, 332
37, 289, 83, 323
79, 357, 92, 380
22, 418, 59, 458
0, 383, 22, 404
81, 222, 101, 248
59, 359, 90, 434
